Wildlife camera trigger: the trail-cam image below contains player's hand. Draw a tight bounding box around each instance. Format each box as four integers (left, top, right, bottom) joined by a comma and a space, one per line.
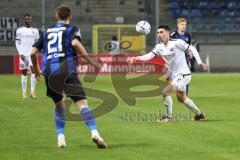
35, 73, 41, 81
166, 71, 173, 81
20, 54, 26, 61
127, 57, 137, 64
187, 51, 193, 59
35, 69, 42, 81
199, 63, 208, 71
35, 74, 41, 81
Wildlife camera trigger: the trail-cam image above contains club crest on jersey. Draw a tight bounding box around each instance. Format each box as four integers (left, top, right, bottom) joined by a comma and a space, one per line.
162, 52, 175, 60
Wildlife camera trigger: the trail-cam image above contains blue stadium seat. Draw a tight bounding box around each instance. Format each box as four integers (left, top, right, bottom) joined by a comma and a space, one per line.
219, 10, 231, 17
171, 8, 181, 17
227, 1, 239, 10
207, 2, 220, 9
180, 9, 190, 17
169, 2, 178, 9
199, 1, 208, 9
191, 9, 202, 17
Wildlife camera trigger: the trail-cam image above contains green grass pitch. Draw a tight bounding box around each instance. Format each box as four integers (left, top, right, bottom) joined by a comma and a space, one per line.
1, 73, 240, 160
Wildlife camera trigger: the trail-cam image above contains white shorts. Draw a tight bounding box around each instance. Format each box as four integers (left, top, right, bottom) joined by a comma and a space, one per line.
171, 74, 191, 92
19, 55, 33, 70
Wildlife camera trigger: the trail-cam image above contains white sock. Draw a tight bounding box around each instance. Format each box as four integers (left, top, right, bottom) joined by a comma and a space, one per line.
31, 74, 36, 93
91, 130, 100, 137
21, 75, 27, 93
164, 96, 173, 118
184, 98, 201, 115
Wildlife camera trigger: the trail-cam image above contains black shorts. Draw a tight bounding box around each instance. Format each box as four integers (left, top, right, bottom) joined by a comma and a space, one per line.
44, 73, 86, 103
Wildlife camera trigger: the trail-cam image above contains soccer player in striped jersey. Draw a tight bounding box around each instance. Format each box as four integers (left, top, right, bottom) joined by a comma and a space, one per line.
129, 25, 207, 122
30, 5, 107, 148
170, 18, 192, 94
170, 18, 191, 45
15, 14, 39, 99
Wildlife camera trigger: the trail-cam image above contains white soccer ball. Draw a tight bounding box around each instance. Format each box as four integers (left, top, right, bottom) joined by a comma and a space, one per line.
136, 21, 151, 35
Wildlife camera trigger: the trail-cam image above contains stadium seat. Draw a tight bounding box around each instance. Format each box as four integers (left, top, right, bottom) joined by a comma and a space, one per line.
169, 2, 178, 9
207, 2, 220, 9
180, 9, 190, 17
191, 9, 202, 17
227, 1, 239, 10
219, 10, 231, 17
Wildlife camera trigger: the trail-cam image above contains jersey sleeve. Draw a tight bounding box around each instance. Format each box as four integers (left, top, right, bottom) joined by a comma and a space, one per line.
175, 39, 190, 52
15, 28, 23, 55
186, 33, 191, 44
151, 44, 161, 56
170, 31, 176, 39
32, 32, 43, 50
35, 29, 40, 42
70, 26, 82, 42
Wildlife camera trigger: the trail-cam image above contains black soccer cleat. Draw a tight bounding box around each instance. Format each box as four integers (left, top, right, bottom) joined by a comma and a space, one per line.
92, 136, 108, 149
194, 113, 206, 121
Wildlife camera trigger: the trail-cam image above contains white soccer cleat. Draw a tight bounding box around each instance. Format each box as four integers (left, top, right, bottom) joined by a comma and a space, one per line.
22, 92, 27, 99
57, 134, 67, 148
157, 114, 173, 123
30, 91, 37, 99
91, 134, 108, 149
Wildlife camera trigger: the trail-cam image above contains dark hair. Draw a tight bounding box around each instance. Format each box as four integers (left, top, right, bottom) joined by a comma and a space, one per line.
158, 25, 170, 32
56, 5, 71, 20
24, 13, 31, 18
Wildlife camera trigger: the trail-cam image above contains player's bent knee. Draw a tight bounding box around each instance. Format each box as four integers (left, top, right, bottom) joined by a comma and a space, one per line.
177, 96, 185, 103
163, 84, 176, 97
55, 99, 65, 108
75, 99, 88, 109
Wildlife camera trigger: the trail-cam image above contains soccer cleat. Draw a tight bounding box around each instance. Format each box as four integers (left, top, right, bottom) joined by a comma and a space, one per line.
92, 135, 108, 149
22, 92, 27, 99
194, 112, 206, 121
30, 92, 37, 99
157, 114, 173, 123
57, 134, 67, 148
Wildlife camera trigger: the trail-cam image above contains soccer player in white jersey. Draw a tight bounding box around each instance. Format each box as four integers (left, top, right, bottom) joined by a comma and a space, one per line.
129, 25, 207, 122
15, 14, 39, 99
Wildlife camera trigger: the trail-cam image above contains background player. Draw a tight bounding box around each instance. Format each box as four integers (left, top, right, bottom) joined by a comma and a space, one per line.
15, 14, 39, 99
171, 17, 191, 45
170, 17, 192, 94
129, 25, 207, 122
30, 5, 107, 148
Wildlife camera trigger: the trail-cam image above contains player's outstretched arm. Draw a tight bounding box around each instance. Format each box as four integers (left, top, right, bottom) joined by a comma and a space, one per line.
128, 52, 155, 63
72, 39, 102, 69
30, 47, 41, 80
189, 46, 208, 71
